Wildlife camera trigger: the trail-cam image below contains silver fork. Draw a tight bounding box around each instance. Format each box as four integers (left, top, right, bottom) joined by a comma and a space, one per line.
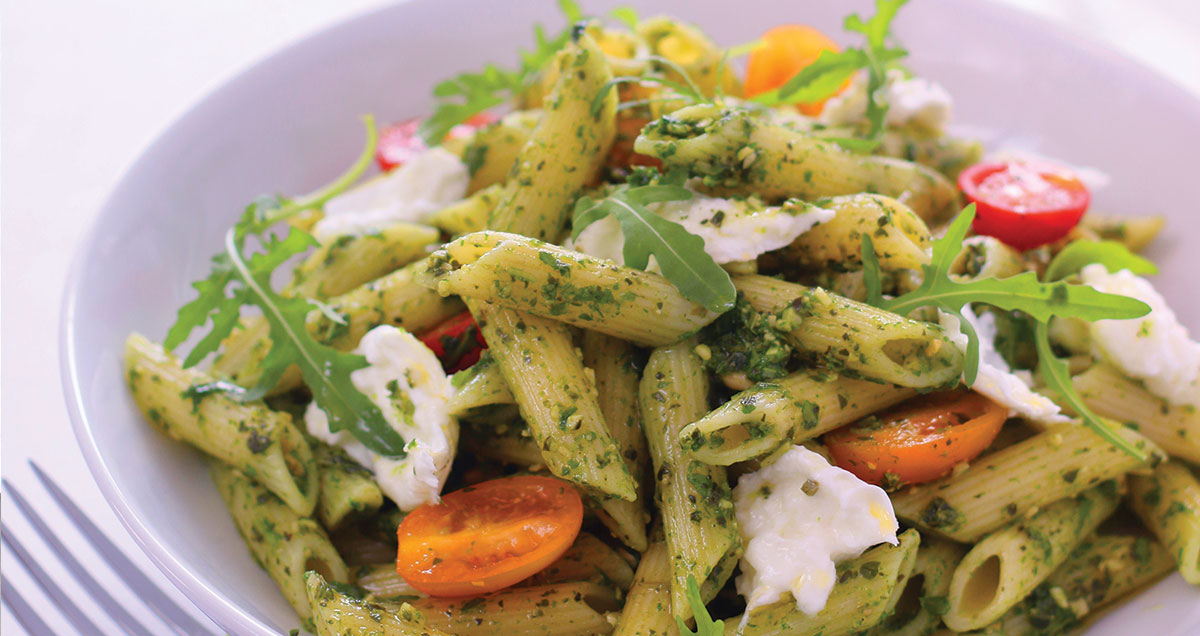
2, 461, 217, 636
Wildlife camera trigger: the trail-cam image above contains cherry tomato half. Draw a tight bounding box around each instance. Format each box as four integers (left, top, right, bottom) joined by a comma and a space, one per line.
395, 475, 584, 597
745, 25, 847, 115
417, 311, 488, 373
959, 161, 1090, 250
825, 391, 1006, 488
376, 113, 496, 172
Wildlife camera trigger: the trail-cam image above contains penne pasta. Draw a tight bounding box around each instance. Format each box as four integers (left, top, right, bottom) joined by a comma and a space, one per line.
640, 341, 741, 620
1129, 462, 1200, 584
734, 274, 963, 388
125, 333, 318, 515
892, 421, 1159, 542
942, 483, 1121, 631
424, 231, 720, 346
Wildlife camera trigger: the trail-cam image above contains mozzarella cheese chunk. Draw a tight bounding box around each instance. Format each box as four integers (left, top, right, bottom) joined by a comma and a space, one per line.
939, 306, 1069, 425
304, 325, 459, 510
733, 445, 898, 618
313, 147, 468, 241
820, 69, 953, 131
1080, 265, 1200, 408
568, 193, 834, 266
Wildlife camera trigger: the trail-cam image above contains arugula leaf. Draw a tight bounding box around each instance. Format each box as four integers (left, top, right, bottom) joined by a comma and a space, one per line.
1034, 323, 1149, 462
164, 116, 407, 457
755, 0, 909, 151
862, 233, 884, 305
419, 0, 581, 145
224, 228, 409, 456
860, 204, 1153, 459
1044, 239, 1159, 281
676, 575, 724, 636
572, 182, 736, 313
609, 6, 639, 29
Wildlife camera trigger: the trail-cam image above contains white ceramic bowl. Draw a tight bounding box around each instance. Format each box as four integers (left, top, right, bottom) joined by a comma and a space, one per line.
61, 0, 1200, 633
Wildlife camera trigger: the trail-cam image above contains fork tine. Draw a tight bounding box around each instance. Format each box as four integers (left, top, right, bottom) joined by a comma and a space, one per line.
1, 526, 106, 636
29, 462, 216, 636
2, 479, 157, 636
2, 572, 60, 636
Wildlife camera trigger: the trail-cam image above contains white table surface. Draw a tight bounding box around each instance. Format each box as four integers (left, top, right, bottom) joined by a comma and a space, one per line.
2, 1, 1197, 634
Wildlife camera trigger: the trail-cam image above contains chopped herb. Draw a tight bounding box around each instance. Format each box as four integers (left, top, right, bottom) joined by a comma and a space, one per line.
696, 295, 793, 381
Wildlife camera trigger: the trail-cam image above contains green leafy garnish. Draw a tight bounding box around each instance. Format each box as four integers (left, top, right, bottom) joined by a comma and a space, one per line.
418, 0, 583, 145
861, 204, 1152, 460
608, 6, 639, 30
1035, 323, 1147, 461
676, 575, 724, 636
753, 0, 909, 151
164, 117, 410, 458
864, 204, 1150, 384
572, 179, 735, 313
1044, 239, 1158, 281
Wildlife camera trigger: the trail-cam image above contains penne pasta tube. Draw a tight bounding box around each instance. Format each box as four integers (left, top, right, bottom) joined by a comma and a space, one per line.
734, 274, 963, 388
312, 441, 383, 530
411, 581, 619, 636
125, 333, 318, 515
487, 28, 617, 241
640, 341, 741, 620
468, 300, 637, 501
427, 183, 504, 236
1129, 462, 1200, 584
447, 353, 515, 416
781, 194, 932, 273
287, 222, 440, 300
612, 532, 680, 636
634, 104, 960, 223
306, 571, 450, 636
892, 421, 1160, 543
682, 370, 917, 466
863, 535, 966, 636
1073, 363, 1200, 464
976, 534, 1175, 635
212, 462, 348, 629
942, 483, 1121, 631
424, 231, 720, 347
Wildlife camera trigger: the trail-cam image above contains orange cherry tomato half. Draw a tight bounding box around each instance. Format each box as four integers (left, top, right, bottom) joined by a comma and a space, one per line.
745, 25, 847, 115
825, 391, 1006, 488
959, 161, 1091, 250
376, 113, 496, 172
395, 475, 583, 597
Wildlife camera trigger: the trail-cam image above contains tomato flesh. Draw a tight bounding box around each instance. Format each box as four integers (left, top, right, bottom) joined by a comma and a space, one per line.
396, 476, 583, 597
376, 113, 496, 172
959, 161, 1090, 250
825, 391, 1006, 487
417, 311, 488, 372
745, 25, 846, 115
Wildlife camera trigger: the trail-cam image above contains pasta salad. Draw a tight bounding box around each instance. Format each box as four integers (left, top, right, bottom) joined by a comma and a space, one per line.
123, 1, 1200, 634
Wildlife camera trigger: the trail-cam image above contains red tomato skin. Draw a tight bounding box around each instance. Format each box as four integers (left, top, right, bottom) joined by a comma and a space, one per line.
375, 113, 497, 172
417, 311, 488, 373
959, 162, 1090, 251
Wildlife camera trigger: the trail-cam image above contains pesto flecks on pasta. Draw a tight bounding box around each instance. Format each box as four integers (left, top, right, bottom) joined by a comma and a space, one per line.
125, 1, 1198, 634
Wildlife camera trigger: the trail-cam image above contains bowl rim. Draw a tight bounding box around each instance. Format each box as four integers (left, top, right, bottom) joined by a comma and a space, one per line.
58, 0, 1200, 633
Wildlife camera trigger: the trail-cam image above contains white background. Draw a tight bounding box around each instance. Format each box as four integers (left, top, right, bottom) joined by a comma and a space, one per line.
2, 1, 1198, 634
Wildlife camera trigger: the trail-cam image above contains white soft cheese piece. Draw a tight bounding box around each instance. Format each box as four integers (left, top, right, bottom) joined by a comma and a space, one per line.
819, 69, 953, 131
304, 325, 459, 510
568, 193, 834, 266
733, 445, 899, 618
313, 147, 468, 241
939, 306, 1069, 425
1080, 265, 1200, 408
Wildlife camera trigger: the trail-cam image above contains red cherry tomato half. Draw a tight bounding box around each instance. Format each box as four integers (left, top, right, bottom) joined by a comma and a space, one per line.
395, 475, 584, 597
376, 113, 497, 172
958, 161, 1090, 250
417, 311, 488, 372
